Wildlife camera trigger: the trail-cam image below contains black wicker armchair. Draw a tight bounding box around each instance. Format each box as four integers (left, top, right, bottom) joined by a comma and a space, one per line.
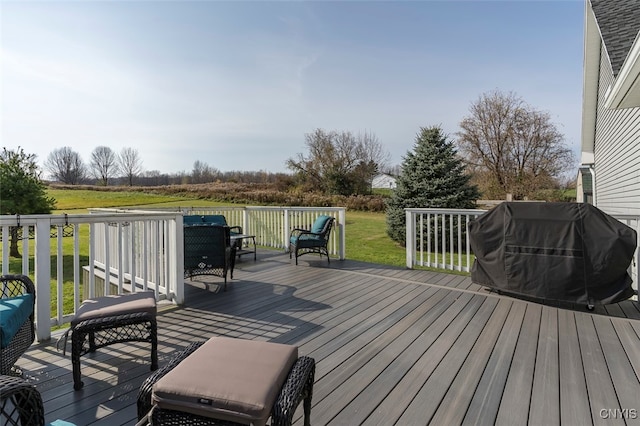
0, 275, 36, 375
289, 215, 335, 265
184, 224, 235, 290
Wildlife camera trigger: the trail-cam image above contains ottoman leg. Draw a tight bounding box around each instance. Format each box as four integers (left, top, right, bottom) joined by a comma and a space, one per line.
71, 329, 85, 390
88, 331, 97, 352
272, 356, 315, 426
149, 318, 158, 371
303, 359, 315, 426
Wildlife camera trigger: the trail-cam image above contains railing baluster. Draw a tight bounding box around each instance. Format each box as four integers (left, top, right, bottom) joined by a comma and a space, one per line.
57, 225, 64, 325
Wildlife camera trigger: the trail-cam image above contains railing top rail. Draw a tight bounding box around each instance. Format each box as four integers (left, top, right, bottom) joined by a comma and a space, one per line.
89, 206, 346, 213
245, 206, 346, 212
405, 208, 488, 215
0, 211, 181, 226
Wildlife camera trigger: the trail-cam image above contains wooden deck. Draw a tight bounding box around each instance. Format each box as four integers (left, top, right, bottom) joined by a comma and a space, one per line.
17, 251, 640, 425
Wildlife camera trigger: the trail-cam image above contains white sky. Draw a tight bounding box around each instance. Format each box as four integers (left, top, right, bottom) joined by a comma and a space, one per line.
1, 0, 584, 176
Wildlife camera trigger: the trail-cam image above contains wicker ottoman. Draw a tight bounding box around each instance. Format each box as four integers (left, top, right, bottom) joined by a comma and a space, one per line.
137, 337, 315, 426
69, 291, 158, 390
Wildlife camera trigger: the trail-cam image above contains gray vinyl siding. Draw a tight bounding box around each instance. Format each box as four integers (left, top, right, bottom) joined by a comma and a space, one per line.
594, 44, 640, 215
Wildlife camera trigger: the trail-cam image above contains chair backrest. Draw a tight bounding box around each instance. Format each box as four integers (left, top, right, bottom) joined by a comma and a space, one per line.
183, 215, 203, 225
183, 215, 229, 226
311, 215, 334, 234
311, 215, 334, 236
183, 225, 230, 271
201, 215, 228, 226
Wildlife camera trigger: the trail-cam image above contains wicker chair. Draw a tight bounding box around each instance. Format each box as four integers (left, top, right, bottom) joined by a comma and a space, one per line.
0, 374, 45, 426
289, 216, 335, 265
0, 275, 36, 375
184, 224, 235, 290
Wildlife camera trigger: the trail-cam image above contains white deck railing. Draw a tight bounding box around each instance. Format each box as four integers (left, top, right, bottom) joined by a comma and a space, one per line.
405, 207, 640, 294
0, 206, 346, 341
405, 208, 487, 272
0, 211, 183, 341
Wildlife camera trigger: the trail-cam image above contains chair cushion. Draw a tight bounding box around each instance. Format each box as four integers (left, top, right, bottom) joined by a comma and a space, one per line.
0, 294, 34, 348
152, 336, 298, 426
290, 233, 321, 245
311, 215, 332, 234
202, 215, 228, 226
183, 215, 204, 225
71, 291, 156, 327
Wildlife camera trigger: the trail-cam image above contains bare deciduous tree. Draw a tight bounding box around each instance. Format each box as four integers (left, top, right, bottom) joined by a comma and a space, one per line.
118, 147, 143, 186
90, 146, 119, 186
191, 161, 219, 184
456, 90, 574, 199
44, 147, 87, 184
286, 129, 390, 195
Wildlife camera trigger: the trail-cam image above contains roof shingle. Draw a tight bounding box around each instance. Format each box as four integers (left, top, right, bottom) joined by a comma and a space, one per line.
590, 0, 640, 77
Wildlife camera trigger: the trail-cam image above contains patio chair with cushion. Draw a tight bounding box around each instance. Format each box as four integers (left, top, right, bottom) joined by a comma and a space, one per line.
0, 275, 36, 376
289, 215, 335, 265
183, 224, 235, 290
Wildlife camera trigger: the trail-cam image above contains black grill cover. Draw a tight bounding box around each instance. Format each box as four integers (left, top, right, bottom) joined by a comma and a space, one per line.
469, 202, 637, 306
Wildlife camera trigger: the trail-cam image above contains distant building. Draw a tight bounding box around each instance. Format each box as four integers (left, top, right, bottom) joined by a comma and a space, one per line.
372, 174, 397, 189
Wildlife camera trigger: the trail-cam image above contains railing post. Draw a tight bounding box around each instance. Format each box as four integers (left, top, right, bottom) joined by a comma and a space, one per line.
406, 209, 415, 269
35, 218, 51, 341
338, 208, 346, 260
283, 209, 290, 252
1, 225, 9, 275
173, 216, 185, 305
242, 208, 249, 236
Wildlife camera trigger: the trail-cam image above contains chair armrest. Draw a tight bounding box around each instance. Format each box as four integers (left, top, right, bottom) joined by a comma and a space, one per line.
229, 226, 243, 234
0, 374, 45, 426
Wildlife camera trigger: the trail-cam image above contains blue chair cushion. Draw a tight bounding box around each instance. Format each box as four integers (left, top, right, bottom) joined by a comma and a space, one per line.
0, 294, 34, 348
183, 215, 204, 225
202, 215, 227, 226
48, 420, 77, 426
311, 215, 332, 234
290, 233, 321, 245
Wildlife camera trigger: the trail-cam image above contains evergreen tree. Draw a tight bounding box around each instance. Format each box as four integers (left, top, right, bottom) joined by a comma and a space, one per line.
386, 126, 479, 244
0, 147, 56, 257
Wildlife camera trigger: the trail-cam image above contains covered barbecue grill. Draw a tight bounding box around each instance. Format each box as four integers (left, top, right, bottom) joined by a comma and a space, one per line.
469, 202, 637, 307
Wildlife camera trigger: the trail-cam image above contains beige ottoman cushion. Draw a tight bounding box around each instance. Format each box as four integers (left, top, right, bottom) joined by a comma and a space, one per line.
152, 336, 298, 426
72, 291, 156, 327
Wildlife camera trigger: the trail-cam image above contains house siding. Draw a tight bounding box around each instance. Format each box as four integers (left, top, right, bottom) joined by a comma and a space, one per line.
593, 44, 640, 215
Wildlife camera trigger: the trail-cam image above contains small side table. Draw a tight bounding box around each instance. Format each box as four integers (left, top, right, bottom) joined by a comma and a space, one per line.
230, 234, 257, 260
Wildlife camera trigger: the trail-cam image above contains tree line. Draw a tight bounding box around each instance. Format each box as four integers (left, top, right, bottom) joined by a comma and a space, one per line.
5, 89, 575, 207
39, 90, 575, 201
44, 145, 293, 187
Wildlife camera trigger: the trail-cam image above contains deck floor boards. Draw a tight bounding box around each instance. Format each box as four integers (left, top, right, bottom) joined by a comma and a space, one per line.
14, 252, 640, 425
